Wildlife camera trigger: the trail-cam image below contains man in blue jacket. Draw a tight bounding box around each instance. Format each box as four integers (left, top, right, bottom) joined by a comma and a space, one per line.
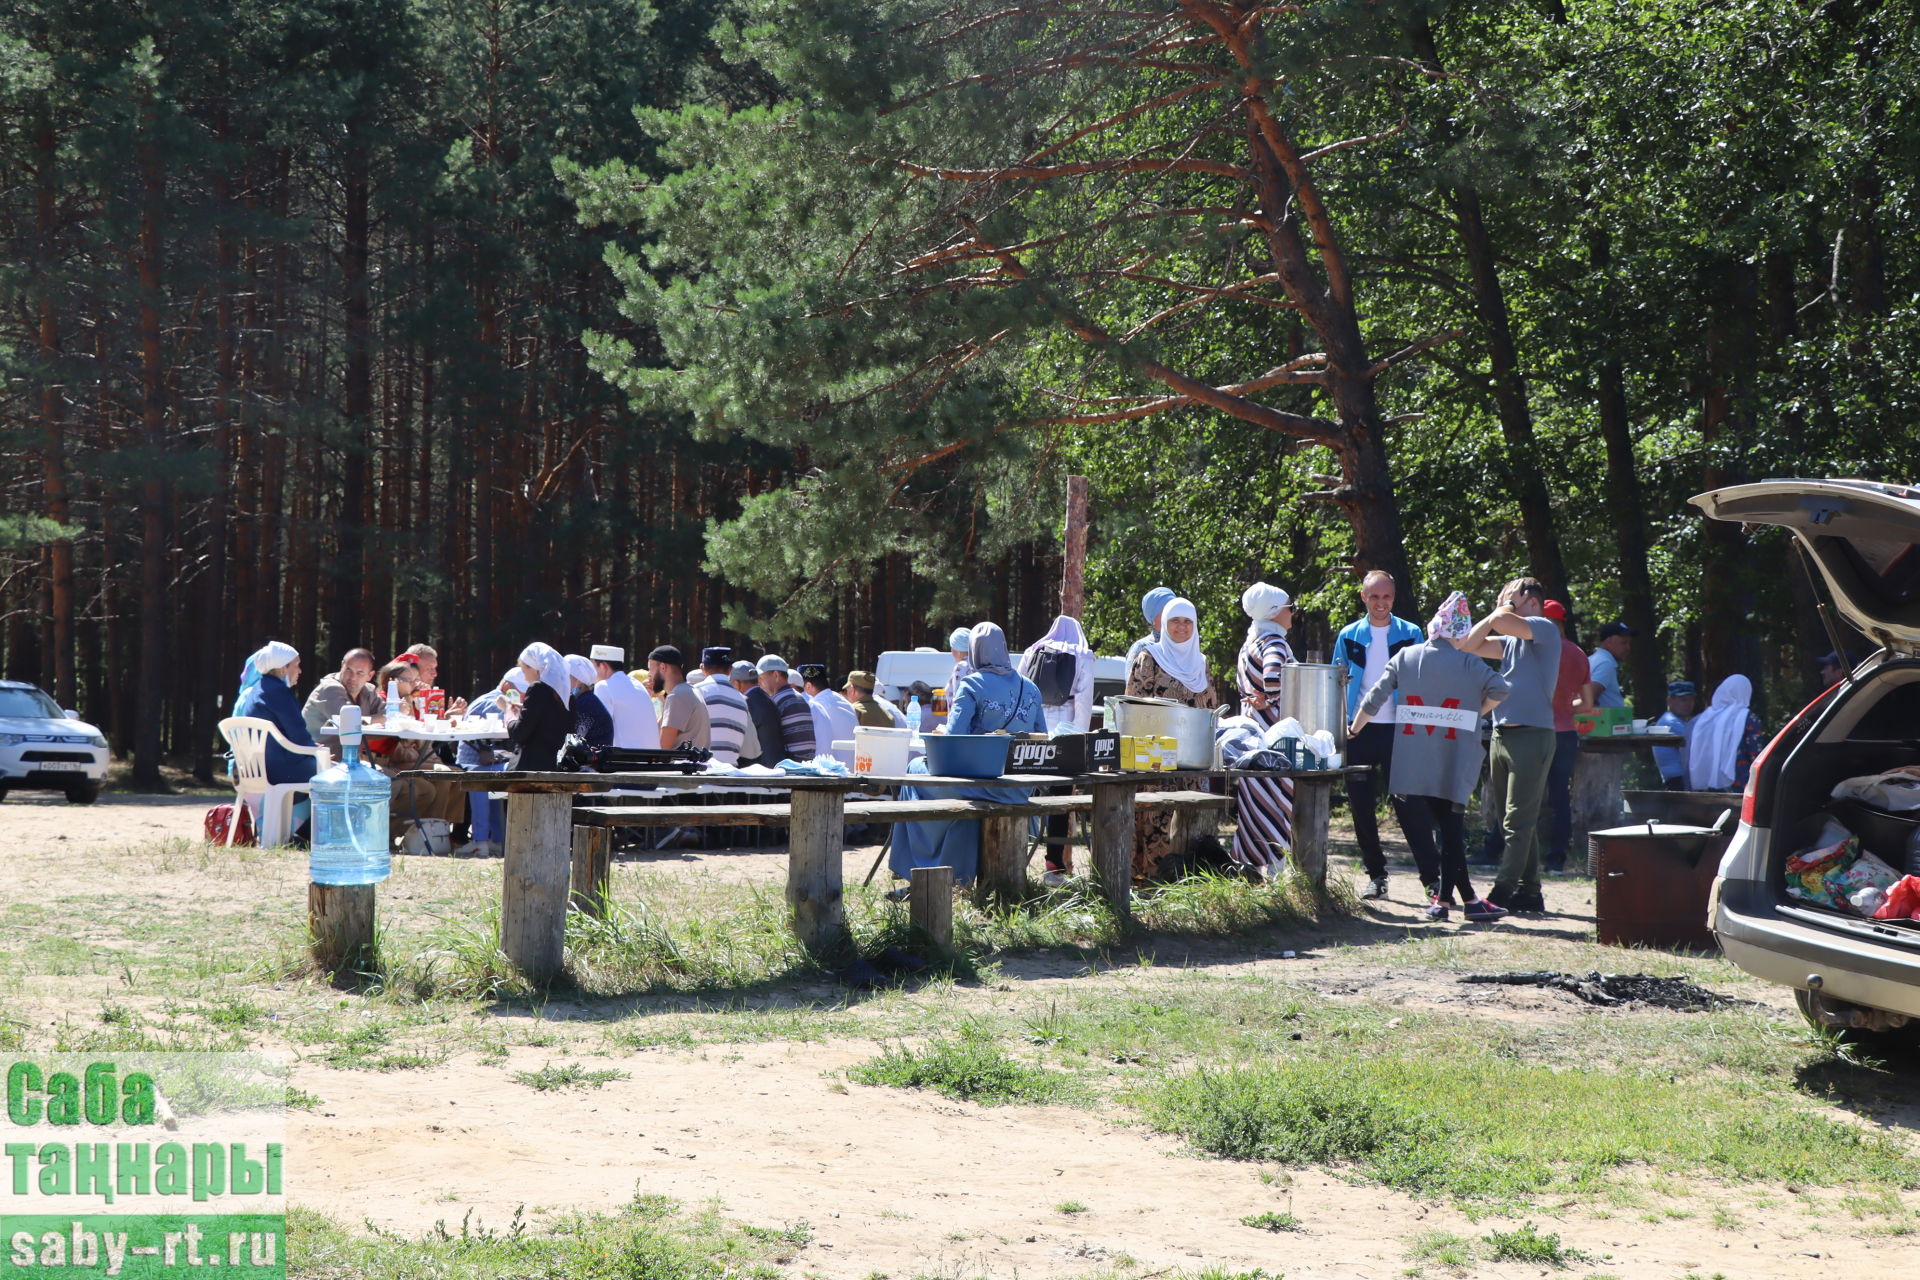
1337, 571, 1425, 899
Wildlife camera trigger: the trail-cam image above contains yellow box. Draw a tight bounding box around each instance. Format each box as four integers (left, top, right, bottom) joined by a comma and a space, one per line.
1119, 734, 1157, 771
1156, 736, 1179, 771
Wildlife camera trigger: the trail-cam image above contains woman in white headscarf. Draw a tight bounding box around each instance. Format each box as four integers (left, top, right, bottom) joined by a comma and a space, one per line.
507, 642, 572, 771
233, 641, 322, 786
1017, 615, 1097, 885
1127, 597, 1220, 880
1686, 674, 1765, 791
566, 653, 615, 747
1233, 582, 1297, 875
455, 668, 530, 856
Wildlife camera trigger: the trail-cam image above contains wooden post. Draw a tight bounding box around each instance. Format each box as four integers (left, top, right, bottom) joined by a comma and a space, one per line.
309, 883, 376, 976
1572, 750, 1627, 834
570, 824, 612, 919
502, 790, 573, 984
1089, 778, 1138, 926
1061, 475, 1089, 619
976, 814, 1030, 909
910, 865, 953, 950
786, 787, 848, 955
1288, 776, 1331, 888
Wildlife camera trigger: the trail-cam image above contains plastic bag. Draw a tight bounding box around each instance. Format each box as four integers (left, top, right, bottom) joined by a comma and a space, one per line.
1831, 771, 1920, 811
1829, 849, 1901, 900
1785, 836, 1855, 907
1873, 875, 1920, 921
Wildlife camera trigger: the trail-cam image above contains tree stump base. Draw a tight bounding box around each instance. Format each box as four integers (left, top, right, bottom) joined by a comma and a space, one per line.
309, 882, 376, 978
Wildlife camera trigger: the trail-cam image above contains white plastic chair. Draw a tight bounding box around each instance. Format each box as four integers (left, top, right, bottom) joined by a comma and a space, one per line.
218, 717, 329, 847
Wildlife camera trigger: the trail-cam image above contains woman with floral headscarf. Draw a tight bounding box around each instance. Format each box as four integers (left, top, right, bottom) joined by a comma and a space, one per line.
1232, 583, 1297, 875
1349, 592, 1512, 922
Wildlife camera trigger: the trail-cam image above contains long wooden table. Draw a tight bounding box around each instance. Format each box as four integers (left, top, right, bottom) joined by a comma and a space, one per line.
407, 766, 1354, 983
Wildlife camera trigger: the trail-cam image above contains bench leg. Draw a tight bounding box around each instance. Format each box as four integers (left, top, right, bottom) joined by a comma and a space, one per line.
1089, 779, 1138, 927
976, 814, 1030, 909
503, 791, 573, 984
571, 825, 612, 919
787, 788, 848, 957
1288, 777, 1331, 889
910, 865, 954, 950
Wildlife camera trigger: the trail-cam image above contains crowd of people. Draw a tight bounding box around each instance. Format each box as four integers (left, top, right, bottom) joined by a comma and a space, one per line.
229, 569, 1770, 913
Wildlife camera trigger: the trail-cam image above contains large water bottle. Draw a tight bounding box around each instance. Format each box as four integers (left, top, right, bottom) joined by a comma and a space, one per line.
906, 695, 924, 733
308, 707, 392, 885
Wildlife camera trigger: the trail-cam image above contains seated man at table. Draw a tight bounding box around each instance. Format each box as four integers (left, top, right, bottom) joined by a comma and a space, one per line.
399, 642, 467, 718
649, 646, 710, 750
365, 660, 467, 850
591, 643, 660, 750
302, 648, 381, 755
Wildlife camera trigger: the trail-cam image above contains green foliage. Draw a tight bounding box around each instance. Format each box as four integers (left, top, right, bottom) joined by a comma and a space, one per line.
849, 1024, 1070, 1105
1482, 1221, 1589, 1267
1240, 1211, 1302, 1233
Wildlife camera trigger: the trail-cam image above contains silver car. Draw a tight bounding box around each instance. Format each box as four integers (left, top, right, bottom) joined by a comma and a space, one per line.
0, 680, 109, 804
1695, 478, 1920, 1046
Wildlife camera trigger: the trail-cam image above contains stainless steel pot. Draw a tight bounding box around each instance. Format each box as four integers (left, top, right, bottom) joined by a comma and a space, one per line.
1105, 696, 1219, 769
1267, 662, 1349, 747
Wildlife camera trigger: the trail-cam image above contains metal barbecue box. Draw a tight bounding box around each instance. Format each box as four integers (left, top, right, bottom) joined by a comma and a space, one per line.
1008, 731, 1119, 775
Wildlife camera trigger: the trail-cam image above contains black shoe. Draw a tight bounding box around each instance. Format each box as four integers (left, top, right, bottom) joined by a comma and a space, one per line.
1543, 857, 1566, 875
1486, 884, 1515, 910
1361, 877, 1389, 901
1424, 883, 1456, 907
1512, 890, 1547, 913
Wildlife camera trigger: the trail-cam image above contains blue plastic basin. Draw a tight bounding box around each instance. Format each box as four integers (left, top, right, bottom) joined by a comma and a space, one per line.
923, 733, 1011, 779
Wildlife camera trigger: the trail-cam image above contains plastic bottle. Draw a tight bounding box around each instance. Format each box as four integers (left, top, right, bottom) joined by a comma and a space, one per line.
906, 695, 924, 734
308, 707, 393, 885
384, 679, 402, 724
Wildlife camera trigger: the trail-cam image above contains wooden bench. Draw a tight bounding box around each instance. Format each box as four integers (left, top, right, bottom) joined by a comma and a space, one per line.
568, 790, 1230, 917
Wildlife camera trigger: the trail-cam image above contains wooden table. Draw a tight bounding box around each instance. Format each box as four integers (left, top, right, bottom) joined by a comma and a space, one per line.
407, 765, 1355, 983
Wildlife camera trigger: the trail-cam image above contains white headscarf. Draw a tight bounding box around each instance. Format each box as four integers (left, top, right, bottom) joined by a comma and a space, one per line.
249, 640, 299, 675
1032, 615, 1092, 654
1240, 582, 1292, 642
501, 667, 529, 693
564, 654, 597, 690
1142, 597, 1210, 693
1686, 674, 1754, 791
518, 641, 571, 706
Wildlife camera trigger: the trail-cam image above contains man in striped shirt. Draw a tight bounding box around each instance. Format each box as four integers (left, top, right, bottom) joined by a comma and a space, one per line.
695, 648, 759, 765
749, 654, 816, 763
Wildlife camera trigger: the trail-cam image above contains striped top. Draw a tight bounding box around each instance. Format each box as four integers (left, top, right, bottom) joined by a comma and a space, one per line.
696, 679, 756, 765
772, 684, 817, 759
1237, 629, 1296, 725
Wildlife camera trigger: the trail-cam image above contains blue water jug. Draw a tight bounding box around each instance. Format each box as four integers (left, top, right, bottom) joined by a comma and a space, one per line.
308, 709, 392, 885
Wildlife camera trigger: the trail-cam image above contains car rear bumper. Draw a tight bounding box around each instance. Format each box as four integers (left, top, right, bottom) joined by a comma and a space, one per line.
1715, 876, 1920, 1019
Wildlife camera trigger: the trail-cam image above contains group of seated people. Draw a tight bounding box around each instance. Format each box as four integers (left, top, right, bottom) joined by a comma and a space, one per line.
230, 636, 912, 853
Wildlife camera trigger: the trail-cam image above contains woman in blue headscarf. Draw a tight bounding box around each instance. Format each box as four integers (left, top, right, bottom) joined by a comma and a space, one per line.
889, 622, 1047, 892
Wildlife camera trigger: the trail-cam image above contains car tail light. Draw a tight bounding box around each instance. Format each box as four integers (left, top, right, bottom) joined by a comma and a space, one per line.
1742, 684, 1841, 826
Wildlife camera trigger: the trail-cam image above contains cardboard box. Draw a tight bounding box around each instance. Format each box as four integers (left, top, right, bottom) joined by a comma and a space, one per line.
1008, 732, 1118, 775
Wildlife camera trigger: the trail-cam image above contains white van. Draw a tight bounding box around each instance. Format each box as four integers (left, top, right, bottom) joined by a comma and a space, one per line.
872, 649, 1133, 715
1695, 478, 1920, 1047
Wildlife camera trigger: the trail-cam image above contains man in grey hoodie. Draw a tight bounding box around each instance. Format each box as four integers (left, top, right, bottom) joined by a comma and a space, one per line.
300, 648, 380, 754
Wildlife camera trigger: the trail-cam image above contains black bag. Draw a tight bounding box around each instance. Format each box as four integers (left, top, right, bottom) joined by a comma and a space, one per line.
1029, 648, 1078, 704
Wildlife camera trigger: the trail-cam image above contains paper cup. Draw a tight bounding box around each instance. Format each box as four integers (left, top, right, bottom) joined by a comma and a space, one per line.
1632, 718, 1648, 733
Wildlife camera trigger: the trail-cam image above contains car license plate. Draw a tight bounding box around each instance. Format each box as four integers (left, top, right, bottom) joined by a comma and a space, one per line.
38, 762, 85, 772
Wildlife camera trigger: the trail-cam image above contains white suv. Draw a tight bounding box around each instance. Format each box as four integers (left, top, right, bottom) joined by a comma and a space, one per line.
0, 680, 109, 804
1696, 479, 1920, 1046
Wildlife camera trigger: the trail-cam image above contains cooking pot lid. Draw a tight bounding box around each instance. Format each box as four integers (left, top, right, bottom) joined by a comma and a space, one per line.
1113, 695, 1180, 708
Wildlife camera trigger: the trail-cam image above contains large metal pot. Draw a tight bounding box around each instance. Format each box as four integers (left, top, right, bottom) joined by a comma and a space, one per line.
1105, 696, 1219, 769
1267, 662, 1349, 747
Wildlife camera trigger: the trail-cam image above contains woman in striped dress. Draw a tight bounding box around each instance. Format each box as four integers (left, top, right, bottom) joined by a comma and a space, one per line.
1234, 582, 1297, 875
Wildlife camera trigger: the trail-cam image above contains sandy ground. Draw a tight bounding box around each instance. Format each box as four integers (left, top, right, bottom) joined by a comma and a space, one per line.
5, 792, 1916, 1278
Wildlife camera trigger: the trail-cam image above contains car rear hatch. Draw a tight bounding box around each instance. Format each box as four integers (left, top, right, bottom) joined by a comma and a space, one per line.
1694, 479, 1920, 948
1689, 478, 1920, 656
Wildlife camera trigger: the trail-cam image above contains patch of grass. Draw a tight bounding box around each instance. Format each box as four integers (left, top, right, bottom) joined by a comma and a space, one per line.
512, 1062, 629, 1092
1483, 1222, 1587, 1267
1240, 1211, 1301, 1232
1055, 1200, 1089, 1215
850, 1025, 1070, 1105
1140, 1051, 1920, 1203
1405, 1230, 1478, 1271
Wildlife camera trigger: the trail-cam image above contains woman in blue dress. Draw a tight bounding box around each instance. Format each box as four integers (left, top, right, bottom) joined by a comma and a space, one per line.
888, 622, 1047, 891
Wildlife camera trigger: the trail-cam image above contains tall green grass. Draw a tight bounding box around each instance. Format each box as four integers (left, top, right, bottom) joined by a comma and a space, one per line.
1141, 1052, 1920, 1203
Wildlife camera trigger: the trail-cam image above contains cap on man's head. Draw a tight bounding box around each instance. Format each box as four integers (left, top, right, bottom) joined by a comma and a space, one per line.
729, 660, 757, 682
1540, 600, 1567, 622
1667, 680, 1697, 697
755, 654, 789, 675
1817, 650, 1851, 669
1598, 621, 1635, 640
649, 644, 685, 668
847, 670, 877, 691
701, 646, 732, 667
589, 644, 624, 663
797, 662, 827, 683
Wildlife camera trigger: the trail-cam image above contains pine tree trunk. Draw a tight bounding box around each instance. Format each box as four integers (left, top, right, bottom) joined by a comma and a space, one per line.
35, 107, 76, 708
133, 105, 169, 787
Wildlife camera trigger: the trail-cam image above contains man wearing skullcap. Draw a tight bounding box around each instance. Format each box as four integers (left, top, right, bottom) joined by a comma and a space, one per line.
591, 643, 660, 750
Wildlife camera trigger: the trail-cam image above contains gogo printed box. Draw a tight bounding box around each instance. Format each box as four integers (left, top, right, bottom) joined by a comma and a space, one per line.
1008, 732, 1119, 775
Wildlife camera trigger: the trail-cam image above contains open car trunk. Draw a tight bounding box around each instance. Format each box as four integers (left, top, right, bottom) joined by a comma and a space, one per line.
1693, 479, 1920, 941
